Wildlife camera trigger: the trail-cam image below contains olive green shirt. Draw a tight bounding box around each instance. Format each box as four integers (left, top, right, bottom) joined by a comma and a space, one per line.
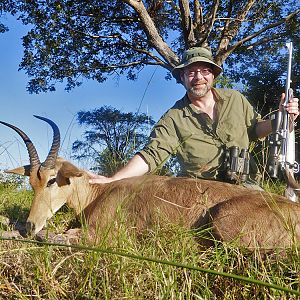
139, 88, 261, 179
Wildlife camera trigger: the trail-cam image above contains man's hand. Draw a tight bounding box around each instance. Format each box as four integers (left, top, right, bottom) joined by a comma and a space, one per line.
86, 154, 149, 185
86, 171, 114, 184
280, 92, 299, 121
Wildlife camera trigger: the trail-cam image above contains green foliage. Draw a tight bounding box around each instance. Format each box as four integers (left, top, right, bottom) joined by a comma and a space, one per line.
0, 0, 16, 33
1, 1, 298, 95
0, 171, 26, 190
240, 37, 300, 117
72, 105, 155, 175
0, 184, 32, 225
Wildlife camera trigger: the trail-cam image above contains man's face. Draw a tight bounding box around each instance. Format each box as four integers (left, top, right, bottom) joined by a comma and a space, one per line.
180, 62, 214, 98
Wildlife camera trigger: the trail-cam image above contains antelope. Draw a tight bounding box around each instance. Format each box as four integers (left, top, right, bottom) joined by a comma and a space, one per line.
1, 116, 300, 251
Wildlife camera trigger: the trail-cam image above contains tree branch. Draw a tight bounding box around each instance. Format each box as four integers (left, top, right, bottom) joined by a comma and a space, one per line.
122, 0, 179, 68
98, 60, 162, 70
217, 0, 256, 56
201, 0, 219, 46
117, 35, 170, 68
193, 0, 202, 26
218, 8, 300, 63
178, 0, 195, 47
242, 33, 285, 49
222, 0, 233, 38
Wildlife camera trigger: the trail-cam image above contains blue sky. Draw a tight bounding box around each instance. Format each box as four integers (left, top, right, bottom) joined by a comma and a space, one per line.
0, 15, 184, 170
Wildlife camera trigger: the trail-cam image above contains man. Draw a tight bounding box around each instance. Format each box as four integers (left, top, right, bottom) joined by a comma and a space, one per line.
89, 47, 299, 187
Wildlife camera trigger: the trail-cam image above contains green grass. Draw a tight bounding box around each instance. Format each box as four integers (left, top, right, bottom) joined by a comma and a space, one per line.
0, 184, 300, 299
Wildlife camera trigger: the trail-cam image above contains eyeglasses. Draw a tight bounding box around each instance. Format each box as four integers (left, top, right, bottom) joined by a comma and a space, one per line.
184, 68, 213, 77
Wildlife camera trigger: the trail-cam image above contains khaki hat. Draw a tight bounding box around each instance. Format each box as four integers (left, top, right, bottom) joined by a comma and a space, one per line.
172, 47, 223, 83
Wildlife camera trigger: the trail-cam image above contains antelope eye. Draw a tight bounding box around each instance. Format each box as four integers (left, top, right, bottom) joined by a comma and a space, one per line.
46, 178, 57, 187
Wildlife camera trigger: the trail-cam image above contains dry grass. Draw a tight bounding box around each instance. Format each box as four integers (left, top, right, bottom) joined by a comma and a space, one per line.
0, 184, 300, 299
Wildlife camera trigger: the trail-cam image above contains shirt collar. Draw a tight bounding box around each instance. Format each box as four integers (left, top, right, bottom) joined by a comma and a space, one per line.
212, 88, 226, 102
182, 88, 225, 117
182, 94, 197, 117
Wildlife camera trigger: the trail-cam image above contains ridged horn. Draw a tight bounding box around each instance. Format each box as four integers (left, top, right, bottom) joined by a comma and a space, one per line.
0, 120, 41, 168
34, 115, 60, 169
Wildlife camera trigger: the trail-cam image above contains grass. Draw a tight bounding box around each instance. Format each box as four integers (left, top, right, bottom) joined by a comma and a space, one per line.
0, 184, 300, 299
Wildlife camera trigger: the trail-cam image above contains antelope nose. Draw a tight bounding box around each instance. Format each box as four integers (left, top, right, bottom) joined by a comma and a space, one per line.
25, 221, 36, 235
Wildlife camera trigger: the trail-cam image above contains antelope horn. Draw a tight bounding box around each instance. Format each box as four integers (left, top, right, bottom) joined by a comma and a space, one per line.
34, 115, 60, 169
0, 120, 41, 168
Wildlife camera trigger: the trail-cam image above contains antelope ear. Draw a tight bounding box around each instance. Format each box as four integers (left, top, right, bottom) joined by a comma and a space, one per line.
5, 165, 31, 176
59, 161, 83, 178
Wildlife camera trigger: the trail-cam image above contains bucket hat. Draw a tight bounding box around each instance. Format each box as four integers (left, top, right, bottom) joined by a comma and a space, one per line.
172, 47, 223, 83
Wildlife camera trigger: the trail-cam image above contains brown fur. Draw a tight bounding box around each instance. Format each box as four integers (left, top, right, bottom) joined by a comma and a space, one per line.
3, 118, 300, 251
53, 167, 300, 249
81, 175, 252, 242
205, 194, 300, 251
7, 155, 300, 251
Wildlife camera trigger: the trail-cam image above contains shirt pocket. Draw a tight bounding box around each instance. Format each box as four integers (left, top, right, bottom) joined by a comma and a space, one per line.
217, 121, 249, 148
179, 132, 221, 167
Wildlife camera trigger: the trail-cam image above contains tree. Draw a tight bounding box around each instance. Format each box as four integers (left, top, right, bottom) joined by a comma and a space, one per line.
72, 106, 155, 176
0, 0, 16, 33
242, 37, 300, 116
2, 1, 299, 93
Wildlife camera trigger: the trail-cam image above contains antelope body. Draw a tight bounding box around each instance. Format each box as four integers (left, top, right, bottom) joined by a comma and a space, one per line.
2, 116, 300, 250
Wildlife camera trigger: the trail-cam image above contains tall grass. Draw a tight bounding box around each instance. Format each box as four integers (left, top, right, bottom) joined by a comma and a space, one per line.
0, 184, 300, 299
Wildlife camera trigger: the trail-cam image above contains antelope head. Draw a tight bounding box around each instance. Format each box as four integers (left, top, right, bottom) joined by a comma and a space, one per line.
0, 116, 83, 235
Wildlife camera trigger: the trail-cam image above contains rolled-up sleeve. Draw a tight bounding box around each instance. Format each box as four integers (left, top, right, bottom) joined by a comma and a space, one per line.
242, 94, 261, 141
138, 115, 180, 172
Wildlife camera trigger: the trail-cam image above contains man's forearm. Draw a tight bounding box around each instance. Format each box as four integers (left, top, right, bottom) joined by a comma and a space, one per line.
110, 154, 149, 181
255, 119, 272, 139
255, 93, 299, 140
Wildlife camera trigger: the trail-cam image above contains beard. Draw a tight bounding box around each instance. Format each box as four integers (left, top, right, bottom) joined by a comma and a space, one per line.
188, 82, 212, 97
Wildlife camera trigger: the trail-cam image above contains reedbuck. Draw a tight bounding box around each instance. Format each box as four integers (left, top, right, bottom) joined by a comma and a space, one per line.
1, 116, 300, 251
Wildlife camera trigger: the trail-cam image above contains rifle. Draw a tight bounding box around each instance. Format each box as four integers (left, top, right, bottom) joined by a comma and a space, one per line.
267, 42, 300, 202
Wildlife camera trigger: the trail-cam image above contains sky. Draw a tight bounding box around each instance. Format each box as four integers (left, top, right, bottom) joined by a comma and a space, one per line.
0, 15, 185, 171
